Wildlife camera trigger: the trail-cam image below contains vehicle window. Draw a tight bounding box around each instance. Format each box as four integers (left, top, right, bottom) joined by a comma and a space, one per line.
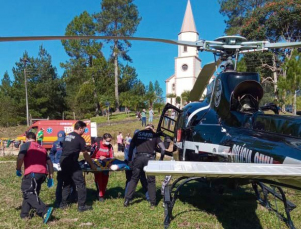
28, 126, 38, 134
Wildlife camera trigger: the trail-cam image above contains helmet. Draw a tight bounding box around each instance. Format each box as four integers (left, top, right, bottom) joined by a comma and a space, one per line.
57, 130, 66, 142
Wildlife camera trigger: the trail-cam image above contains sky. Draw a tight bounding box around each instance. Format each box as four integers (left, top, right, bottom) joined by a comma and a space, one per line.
0, 0, 226, 94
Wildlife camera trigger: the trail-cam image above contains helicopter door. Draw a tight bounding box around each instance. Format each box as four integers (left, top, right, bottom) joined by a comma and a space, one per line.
156, 103, 181, 141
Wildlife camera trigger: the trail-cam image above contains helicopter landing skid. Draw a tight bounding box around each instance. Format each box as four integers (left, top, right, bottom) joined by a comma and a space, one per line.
163, 176, 206, 229
252, 182, 296, 229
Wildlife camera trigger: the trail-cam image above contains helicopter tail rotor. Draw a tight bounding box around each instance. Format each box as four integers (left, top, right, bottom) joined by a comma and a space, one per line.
189, 59, 221, 102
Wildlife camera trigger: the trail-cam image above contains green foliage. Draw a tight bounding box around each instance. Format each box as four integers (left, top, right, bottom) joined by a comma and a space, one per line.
94, 0, 141, 110
181, 90, 190, 104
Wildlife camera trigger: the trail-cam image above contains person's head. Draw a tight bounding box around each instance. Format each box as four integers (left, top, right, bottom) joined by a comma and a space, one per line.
145, 124, 155, 132
57, 130, 66, 142
74, 120, 87, 136
143, 109, 146, 112
127, 133, 130, 137
40, 128, 44, 131
119, 132, 122, 135
103, 133, 112, 145
26, 132, 36, 141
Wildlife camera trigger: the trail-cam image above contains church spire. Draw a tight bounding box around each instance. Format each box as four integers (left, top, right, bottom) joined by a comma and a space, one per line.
180, 0, 198, 34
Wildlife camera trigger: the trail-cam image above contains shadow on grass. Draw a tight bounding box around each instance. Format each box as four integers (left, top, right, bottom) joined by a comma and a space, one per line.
172, 180, 263, 229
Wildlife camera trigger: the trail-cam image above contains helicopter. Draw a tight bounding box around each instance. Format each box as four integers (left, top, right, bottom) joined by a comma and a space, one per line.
1, 34, 301, 228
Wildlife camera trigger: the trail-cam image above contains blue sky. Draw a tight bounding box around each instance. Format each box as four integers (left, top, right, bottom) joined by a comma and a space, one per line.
0, 0, 226, 94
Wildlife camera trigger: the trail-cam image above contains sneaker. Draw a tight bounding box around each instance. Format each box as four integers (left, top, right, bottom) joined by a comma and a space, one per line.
124, 199, 130, 207
98, 197, 105, 202
78, 205, 93, 212
43, 207, 53, 224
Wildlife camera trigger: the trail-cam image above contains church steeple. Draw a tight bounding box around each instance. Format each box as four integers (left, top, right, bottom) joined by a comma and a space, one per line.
180, 0, 198, 34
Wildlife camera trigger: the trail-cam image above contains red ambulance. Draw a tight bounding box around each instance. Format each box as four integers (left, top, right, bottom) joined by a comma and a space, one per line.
17, 120, 97, 149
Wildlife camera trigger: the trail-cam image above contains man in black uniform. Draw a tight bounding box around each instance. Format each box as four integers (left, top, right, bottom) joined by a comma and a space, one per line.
60, 121, 97, 212
124, 124, 165, 208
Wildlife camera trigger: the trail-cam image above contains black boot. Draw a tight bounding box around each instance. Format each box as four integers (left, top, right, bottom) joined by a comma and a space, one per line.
124, 199, 130, 207
78, 205, 93, 212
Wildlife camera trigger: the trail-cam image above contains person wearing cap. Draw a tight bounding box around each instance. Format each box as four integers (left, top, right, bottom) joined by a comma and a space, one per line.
37, 128, 44, 145
124, 124, 166, 209
141, 109, 146, 126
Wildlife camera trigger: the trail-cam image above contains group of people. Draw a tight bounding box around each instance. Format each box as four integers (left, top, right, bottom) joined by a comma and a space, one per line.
136, 107, 154, 126
15, 120, 166, 224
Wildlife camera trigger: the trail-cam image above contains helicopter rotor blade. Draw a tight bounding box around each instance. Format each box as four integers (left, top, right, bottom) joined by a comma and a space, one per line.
0, 35, 204, 47
265, 41, 301, 49
189, 59, 221, 102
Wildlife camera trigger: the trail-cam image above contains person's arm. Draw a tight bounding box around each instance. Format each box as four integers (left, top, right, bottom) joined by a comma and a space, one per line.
49, 144, 56, 163
16, 154, 25, 171
83, 151, 97, 170
46, 158, 54, 178
16, 142, 28, 171
109, 145, 114, 158
158, 142, 166, 161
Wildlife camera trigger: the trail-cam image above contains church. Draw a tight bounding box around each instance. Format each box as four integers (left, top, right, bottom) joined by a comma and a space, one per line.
165, 0, 202, 105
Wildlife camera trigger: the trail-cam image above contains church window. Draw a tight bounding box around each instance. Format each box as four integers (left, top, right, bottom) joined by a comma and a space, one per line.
182, 64, 188, 71
172, 83, 175, 92
184, 46, 187, 52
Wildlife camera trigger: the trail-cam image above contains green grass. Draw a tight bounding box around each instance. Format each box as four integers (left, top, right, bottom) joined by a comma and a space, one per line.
91, 112, 138, 123
1, 157, 301, 229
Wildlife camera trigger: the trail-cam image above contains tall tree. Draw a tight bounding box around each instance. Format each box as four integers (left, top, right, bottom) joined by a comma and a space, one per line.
94, 0, 141, 112
220, 0, 301, 103
0, 72, 19, 126
61, 11, 104, 116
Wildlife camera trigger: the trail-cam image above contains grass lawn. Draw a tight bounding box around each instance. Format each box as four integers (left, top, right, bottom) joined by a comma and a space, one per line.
1, 155, 301, 229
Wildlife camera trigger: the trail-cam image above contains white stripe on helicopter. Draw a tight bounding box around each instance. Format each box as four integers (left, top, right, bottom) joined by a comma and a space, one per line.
179, 141, 292, 164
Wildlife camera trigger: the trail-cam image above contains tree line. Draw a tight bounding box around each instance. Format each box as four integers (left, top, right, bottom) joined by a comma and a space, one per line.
219, 0, 301, 113
0, 0, 164, 127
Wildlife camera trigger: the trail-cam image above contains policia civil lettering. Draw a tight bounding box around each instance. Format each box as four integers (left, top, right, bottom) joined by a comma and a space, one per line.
124, 124, 166, 208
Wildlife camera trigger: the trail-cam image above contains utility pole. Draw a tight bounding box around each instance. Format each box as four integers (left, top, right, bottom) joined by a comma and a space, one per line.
23, 58, 29, 126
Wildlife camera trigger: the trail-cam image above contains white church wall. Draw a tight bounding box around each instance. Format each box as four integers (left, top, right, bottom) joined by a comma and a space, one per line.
178, 32, 199, 57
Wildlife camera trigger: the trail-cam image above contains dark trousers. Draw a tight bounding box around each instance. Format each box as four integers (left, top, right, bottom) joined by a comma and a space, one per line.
125, 170, 149, 200
118, 143, 124, 152
20, 173, 48, 218
61, 158, 86, 207
37, 140, 43, 146
125, 154, 156, 205
55, 171, 77, 205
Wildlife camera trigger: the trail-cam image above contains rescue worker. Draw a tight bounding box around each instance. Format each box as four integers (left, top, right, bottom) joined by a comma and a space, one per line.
124, 129, 149, 201
124, 124, 166, 208
16, 132, 54, 223
60, 121, 97, 212
49, 131, 77, 207
37, 128, 44, 145
91, 133, 114, 202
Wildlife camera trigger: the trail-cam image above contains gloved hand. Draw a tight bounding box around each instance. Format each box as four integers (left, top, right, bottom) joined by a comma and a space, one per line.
47, 178, 54, 188
16, 169, 22, 177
